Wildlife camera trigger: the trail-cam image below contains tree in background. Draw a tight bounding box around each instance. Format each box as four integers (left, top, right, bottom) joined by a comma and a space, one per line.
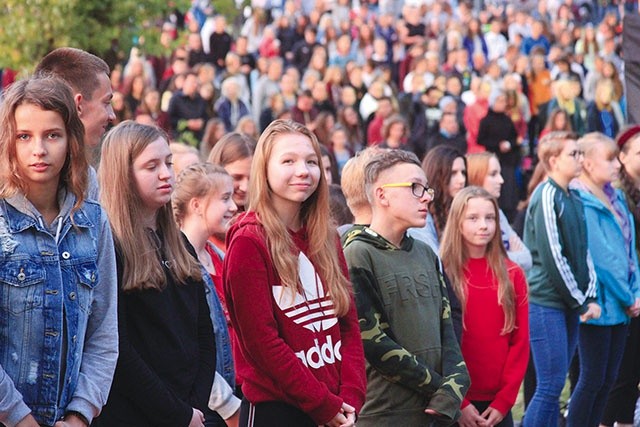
0, 0, 239, 73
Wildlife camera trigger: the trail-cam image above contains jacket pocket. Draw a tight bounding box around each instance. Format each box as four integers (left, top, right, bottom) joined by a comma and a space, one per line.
74, 262, 98, 314
0, 261, 45, 315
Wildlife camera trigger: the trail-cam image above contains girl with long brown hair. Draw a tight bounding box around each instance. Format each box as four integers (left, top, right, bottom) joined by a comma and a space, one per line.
0, 76, 118, 427
440, 186, 529, 427
409, 145, 467, 252
223, 120, 366, 426
95, 121, 215, 427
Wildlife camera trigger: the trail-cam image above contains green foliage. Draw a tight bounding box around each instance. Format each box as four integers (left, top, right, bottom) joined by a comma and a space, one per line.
0, 0, 189, 72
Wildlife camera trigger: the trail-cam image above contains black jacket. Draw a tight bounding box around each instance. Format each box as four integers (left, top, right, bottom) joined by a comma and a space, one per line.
94, 240, 215, 427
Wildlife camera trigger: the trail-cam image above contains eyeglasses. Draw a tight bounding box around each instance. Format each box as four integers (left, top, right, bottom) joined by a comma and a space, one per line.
567, 150, 584, 159
381, 182, 435, 199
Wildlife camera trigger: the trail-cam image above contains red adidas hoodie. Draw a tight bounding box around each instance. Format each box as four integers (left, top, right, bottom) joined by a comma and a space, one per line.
223, 212, 366, 424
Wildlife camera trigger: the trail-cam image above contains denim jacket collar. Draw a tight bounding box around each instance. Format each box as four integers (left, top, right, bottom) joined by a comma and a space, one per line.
2, 191, 95, 234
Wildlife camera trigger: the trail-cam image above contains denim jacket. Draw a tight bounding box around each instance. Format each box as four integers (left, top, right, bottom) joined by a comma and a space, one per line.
0, 192, 118, 426
202, 242, 235, 389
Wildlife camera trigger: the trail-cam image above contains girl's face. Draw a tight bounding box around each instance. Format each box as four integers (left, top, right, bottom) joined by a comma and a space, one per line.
602, 63, 615, 78
132, 137, 174, 217
214, 123, 226, 140
448, 157, 467, 198
267, 133, 321, 215
491, 95, 507, 113
460, 197, 496, 257
619, 137, 640, 182
224, 156, 252, 208
388, 122, 405, 141
144, 91, 160, 110
585, 144, 620, 187
553, 112, 567, 130
132, 76, 146, 95
322, 154, 333, 185
202, 182, 238, 236
344, 107, 358, 124
331, 130, 348, 150
15, 103, 68, 194
241, 120, 256, 137
483, 156, 504, 198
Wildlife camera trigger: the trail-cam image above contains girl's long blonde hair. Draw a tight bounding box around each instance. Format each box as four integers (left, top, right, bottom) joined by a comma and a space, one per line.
440, 186, 517, 334
249, 120, 351, 316
99, 121, 201, 292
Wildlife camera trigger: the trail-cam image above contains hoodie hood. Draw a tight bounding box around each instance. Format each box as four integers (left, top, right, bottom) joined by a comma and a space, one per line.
226, 210, 310, 253
226, 211, 262, 247
342, 225, 414, 251
5, 189, 76, 223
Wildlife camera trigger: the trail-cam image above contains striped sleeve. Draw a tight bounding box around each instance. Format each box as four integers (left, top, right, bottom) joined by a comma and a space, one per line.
539, 184, 588, 308
584, 250, 597, 299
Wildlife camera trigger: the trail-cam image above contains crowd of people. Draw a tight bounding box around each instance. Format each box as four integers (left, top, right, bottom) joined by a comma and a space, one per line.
1, 0, 640, 426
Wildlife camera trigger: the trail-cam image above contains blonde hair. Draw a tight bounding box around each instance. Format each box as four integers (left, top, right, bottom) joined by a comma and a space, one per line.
172, 162, 233, 226
578, 132, 618, 159
466, 152, 497, 187
440, 186, 517, 334
249, 120, 352, 316
340, 147, 381, 215
99, 121, 202, 292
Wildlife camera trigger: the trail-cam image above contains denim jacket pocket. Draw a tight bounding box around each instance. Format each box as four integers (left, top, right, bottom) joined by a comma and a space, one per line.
0, 260, 45, 315
74, 262, 99, 314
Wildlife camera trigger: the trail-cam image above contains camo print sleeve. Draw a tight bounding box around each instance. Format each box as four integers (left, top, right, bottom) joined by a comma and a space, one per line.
345, 245, 469, 423
349, 263, 445, 395
426, 268, 470, 421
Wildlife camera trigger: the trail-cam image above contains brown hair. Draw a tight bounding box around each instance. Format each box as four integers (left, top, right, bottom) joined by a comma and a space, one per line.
422, 145, 467, 239
0, 76, 87, 214
207, 132, 256, 167
99, 121, 202, 292
35, 47, 110, 100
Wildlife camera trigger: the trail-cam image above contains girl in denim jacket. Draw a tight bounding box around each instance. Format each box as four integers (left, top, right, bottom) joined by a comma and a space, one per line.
0, 77, 118, 426
173, 163, 241, 427
94, 122, 215, 427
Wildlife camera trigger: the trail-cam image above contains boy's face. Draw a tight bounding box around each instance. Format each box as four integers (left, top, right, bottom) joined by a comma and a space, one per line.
375, 163, 432, 229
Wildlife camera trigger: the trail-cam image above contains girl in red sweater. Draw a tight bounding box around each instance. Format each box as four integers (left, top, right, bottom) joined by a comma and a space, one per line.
223, 120, 366, 427
441, 186, 529, 427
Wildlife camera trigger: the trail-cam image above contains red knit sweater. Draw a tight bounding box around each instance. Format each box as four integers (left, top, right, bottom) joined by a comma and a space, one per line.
223, 212, 366, 424
461, 257, 529, 415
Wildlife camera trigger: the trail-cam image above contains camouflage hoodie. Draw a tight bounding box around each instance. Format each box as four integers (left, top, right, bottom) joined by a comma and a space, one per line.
343, 226, 469, 426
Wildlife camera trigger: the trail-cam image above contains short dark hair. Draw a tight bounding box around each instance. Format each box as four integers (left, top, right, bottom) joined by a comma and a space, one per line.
35, 48, 110, 100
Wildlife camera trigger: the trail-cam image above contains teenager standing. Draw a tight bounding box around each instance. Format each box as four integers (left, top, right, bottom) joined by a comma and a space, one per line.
223, 120, 366, 426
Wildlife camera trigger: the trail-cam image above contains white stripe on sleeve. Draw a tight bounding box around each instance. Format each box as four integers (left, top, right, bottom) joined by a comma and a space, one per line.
541, 184, 587, 305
